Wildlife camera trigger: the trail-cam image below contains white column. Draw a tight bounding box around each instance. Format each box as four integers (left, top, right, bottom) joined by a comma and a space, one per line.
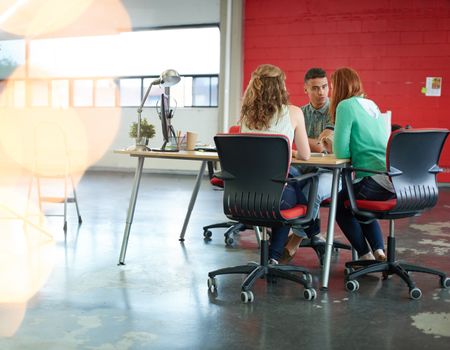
219, 0, 243, 132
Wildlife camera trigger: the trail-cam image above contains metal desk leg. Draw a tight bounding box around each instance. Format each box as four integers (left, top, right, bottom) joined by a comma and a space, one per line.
321, 168, 341, 290
179, 160, 207, 241
118, 156, 145, 265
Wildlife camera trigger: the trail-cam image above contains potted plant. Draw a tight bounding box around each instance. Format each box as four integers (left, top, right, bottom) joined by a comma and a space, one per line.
129, 118, 156, 150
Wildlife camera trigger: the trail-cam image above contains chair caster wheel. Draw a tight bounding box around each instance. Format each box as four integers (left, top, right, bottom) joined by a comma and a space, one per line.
225, 236, 234, 246
409, 287, 422, 300
304, 288, 317, 301
241, 290, 254, 303
207, 277, 216, 293
203, 230, 212, 239
441, 277, 450, 289
346, 279, 359, 292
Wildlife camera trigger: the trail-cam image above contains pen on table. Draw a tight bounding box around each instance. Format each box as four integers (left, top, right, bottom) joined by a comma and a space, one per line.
317, 138, 328, 155
176, 130, 182, 148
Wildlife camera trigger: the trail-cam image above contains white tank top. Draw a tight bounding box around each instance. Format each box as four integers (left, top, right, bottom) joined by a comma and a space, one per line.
240, 105, 295, 146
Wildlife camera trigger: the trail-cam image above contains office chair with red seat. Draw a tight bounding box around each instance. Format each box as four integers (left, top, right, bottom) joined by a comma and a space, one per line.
207, 134, 319, 303
343, 128, 450, 299
202, 125, 255, 246
203, 160, 249, 244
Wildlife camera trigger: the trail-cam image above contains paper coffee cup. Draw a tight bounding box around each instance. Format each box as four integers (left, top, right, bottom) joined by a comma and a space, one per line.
186, 132, 198, 151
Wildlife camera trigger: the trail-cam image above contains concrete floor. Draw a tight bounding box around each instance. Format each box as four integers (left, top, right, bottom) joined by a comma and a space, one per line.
1, 170, 449, 349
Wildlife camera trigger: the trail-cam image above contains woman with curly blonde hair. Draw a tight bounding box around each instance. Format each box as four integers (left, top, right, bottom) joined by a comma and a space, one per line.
240, 64, 310, 263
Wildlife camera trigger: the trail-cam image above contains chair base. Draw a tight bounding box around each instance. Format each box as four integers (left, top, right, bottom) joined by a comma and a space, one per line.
345, 259, 449, 299
203, 221, 253, 246
207, 240, 316, 302
344, 235, 449, 299
299, 235, 352, 266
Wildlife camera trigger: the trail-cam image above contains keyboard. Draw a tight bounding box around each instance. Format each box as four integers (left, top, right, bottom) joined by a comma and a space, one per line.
194, 147, 217, 152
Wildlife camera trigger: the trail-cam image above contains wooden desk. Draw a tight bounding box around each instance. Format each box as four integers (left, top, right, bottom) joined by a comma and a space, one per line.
115, 149, 349, 290
114, 149, 218, 264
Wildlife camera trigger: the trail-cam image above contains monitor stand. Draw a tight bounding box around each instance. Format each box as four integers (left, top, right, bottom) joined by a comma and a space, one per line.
152, 140, 179, 152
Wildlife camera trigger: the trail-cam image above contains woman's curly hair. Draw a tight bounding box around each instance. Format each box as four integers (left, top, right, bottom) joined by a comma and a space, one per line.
240, 64, 289, 130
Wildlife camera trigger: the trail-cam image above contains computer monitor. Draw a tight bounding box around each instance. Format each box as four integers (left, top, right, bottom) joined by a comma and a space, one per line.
158, 93, 178, 152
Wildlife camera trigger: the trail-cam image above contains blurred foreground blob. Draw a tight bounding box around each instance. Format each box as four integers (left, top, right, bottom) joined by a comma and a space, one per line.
0, 0, 130, 38
0, 67, 121, 179
0, 196, 54, 337
0, 0, 131, 336
0, 0, 93, 37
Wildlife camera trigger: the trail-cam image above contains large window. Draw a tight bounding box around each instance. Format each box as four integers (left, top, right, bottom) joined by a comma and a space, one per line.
119, 75, 219, 108
0, 26, 220, 108
0, 39, 25, 79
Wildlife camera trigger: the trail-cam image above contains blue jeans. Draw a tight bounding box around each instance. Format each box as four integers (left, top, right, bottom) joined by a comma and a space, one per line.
335, 176, 395, 256
269, 173, 308, 260
296, 170, 341, 238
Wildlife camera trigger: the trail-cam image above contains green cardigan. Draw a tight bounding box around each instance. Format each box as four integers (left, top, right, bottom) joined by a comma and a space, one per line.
333, 96, 389, 179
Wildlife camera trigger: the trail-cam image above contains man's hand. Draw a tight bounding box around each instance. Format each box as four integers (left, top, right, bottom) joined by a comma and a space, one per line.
318, 130, 334, 154
309, 138, 325, 152
318, 129, 333, 140
320, 136, 333, 154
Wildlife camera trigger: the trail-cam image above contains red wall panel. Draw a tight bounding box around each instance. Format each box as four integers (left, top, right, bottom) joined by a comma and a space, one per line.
243, 0, 450, 181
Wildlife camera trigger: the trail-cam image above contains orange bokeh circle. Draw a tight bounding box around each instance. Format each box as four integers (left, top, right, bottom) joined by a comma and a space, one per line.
0, 0, 94, 37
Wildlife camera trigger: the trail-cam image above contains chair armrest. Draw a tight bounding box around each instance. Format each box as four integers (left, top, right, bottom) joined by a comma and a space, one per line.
287, 170, 321, 223
429, 164, 444, 174
285, 170, 321, 184
342, 168, 377, 223
273, 170, 321, 223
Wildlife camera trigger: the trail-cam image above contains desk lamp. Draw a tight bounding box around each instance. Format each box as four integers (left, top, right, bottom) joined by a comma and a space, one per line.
134, 69, 181, 150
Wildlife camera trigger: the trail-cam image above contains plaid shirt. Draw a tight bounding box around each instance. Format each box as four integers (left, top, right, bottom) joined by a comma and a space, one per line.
300, 99, 333, 138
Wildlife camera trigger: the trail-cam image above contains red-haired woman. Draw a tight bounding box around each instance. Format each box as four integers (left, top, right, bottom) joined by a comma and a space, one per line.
331, 67, 395, 262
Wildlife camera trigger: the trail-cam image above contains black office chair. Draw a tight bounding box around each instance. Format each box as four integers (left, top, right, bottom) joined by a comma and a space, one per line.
207, 134, 320, 303
202, 125, 257, 246
343, 128, 450, 299
203, 161, 255, 246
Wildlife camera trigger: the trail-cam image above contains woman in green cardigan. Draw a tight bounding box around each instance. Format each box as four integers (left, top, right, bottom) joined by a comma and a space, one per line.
330, 67, 395, 262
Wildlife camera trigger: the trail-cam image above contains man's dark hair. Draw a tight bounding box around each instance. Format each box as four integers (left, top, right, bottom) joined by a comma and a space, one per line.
304, 68, 327, 82
391, 124, 403, 132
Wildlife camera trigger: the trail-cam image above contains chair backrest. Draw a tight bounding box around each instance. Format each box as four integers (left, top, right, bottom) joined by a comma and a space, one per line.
214, 133, 291, 226
387, 128, 449, 214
